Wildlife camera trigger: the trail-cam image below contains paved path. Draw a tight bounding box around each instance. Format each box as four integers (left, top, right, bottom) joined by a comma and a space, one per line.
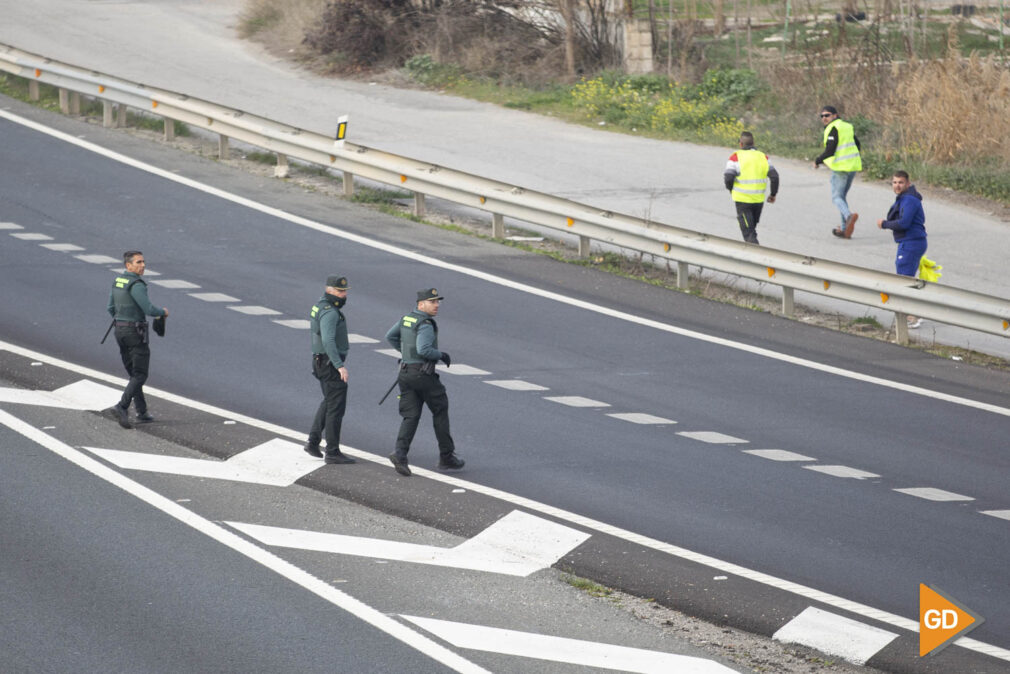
2, 0, 1008, 356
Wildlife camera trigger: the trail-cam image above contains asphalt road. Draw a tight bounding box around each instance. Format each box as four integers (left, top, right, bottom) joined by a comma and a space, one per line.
2, 96, 1009, 668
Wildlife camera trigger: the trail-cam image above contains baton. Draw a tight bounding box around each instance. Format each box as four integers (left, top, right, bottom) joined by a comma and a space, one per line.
378, 377, 399, 405
100, 319, 115, 344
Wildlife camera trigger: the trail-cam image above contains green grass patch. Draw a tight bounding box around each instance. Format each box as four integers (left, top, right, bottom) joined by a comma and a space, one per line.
562, 574, 613, 598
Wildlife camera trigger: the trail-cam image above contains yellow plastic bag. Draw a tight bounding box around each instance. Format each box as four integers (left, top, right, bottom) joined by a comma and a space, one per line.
919, 255, 942, 282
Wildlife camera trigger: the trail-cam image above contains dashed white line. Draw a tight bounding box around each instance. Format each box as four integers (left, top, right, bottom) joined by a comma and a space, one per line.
0, 222, 24, 230
40, 243, 85, 252
149, 279, 201, 289
894, 487, 974, 502
436, 364, 491, 376
981, 510, 1010, 521
375, 348, 401, 358
606, 412, 676, 425
349, 334, 380, 343
12, 232, 53, 240
543, 396, 610, 408
227, 305, 282, 316
74, 254, 121, 264
273, 319, 310, 329
189, 292, 240, 302
804, 465, 880, 480
773, 606, 898, 666
743, 449, 815, 462
485, 380, 549, 391
677, 431, 748, 444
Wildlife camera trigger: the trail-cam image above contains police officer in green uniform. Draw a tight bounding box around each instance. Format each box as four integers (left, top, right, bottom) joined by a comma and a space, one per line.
384, 288, 464, 476
106, 251, 167, 429
305, 275, 356, 464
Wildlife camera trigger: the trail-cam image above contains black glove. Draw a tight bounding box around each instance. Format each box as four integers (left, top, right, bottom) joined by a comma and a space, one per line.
439, 352, 451, 367
152, 315, 166, 337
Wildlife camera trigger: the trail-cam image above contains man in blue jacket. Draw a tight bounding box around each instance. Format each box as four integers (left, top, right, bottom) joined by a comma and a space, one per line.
877, 170, 927, 328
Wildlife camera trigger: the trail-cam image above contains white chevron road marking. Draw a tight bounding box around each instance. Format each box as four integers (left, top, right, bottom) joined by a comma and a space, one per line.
0, 379, 121, 411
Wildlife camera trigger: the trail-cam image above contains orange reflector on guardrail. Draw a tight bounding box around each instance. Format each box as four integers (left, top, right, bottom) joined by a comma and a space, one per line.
98, 85, 105, 93
479, 197, 486, 204
400, 175, 407, 183
767, 267, 775, 278
823, 281, 831, 290
1004, 320, 1009, 331
663, 243, 670, 252
151, 101, 158, 109
566, 217, 574, 227
881, 293, 890, 303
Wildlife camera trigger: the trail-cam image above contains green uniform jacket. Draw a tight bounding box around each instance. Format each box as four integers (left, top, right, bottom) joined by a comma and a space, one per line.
107, 272, 166, 322
385, 309, 442, 364
310, 295, 349, 368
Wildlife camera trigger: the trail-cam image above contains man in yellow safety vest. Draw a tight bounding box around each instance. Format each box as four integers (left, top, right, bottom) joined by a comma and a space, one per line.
724, 131, 779, 244
814, 105, 862, 239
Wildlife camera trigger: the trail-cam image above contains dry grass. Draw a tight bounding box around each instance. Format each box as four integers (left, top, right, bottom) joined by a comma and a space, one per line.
238, 0, 328, 59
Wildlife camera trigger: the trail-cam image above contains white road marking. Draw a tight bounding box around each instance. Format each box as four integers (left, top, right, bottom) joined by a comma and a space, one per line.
436, 363, 490, 376
11, 232, 52, 240
485, 380, 549, 391
0, 379, 120, 411
348, 333, 380, 343
0, 222, 24, 229
149, 279, 201, 289
40, 243, 85, 252
544, 396, 610, 408
677, 431, 748, 444
74, 254, 121, 264
606, 412, 676, 424
273, 319, 310, 329
375, 348, 401, 358
773, 606, 898, 665
227, 305, 281, 316
803, 465, 880, 480
894, 487, 974, 502
402, 616, 738, 673
189, 292, 240, 302
981, 510, 1010, 520
3, 339, 1008, 662
0, 411, 488, 674
743, 449, 815, 462
84, 438, 322, 487
227, 510, 589, 577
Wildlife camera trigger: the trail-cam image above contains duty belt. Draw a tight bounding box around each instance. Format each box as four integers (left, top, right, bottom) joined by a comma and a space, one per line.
400, 361, 435, 374
115, 320, 146, 327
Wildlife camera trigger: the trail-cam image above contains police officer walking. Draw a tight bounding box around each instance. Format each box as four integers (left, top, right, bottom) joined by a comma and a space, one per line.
106, 250, 168, 429
305, 275, 356, 464
384, 288, 464, 476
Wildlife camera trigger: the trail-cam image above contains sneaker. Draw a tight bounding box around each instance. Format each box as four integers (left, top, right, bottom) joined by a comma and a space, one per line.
303, 443, 323, 458
831, 228, 846, 238
389, 453, 411, 476
110, 404, 133, 429
437, 453, 465, 470
907, 317, 922, 329
844, 212, 858, 238
324, 451, 356, 464
135, 412, 155, 423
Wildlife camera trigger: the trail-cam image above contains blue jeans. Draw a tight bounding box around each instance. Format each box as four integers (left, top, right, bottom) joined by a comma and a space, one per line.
830, 171, 856, 225
896, 238, 927, 277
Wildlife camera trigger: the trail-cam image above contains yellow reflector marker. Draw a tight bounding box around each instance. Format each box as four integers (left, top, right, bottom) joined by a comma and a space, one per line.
881, 293, 889, 303
823, 281, 831, 290
767, 267, 775, 278
151, 101, 158, 109
34, 68, 42, 77
98, 85, 105, 93
329, 155, 335, 163
663, 243, 671, 252
566, 217, 574, 227
479, 197, 486, 204
335, 120, 347, 141
1004, 320, 1009, 331
400, 175, 407, 183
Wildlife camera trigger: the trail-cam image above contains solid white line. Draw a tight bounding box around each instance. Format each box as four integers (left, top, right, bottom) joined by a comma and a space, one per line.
1, 109, 1007, 420
402, 615, 737, 673
0, 409, 489, 674
228, 510, 590, 577
2, 339, 1008, 661
773, 606, 898, 665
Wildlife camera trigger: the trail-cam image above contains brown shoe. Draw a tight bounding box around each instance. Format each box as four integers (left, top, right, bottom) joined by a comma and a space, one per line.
844, 212, 858, 238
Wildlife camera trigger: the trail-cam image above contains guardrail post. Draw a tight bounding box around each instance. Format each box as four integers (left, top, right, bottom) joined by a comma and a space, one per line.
342, 172, 354, 197
273, 153, 289, 178
218, 134, 230, 159
102, 100, 114, 127
116, 103, 127, 128
578, 236, 591, 258
782, 287, 795, 317
28, 80, 39, 100
69, 92, 80, 115
894, 312, 910, 345
492, 213, 504, 239
163, 117, 175, 141
677, 261, 689, 290
58, 88, 70, 114
413, 192, 426, 218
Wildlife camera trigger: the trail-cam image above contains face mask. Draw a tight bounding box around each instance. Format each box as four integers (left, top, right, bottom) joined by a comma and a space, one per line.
328, 293, 346, 308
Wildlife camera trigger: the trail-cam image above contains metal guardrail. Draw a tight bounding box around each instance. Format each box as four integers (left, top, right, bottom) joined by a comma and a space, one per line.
2, 42, 1009, 345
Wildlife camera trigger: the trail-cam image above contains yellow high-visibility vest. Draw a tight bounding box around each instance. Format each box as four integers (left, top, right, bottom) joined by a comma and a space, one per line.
732, 149, 769, 204
823, 119, 862, 171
